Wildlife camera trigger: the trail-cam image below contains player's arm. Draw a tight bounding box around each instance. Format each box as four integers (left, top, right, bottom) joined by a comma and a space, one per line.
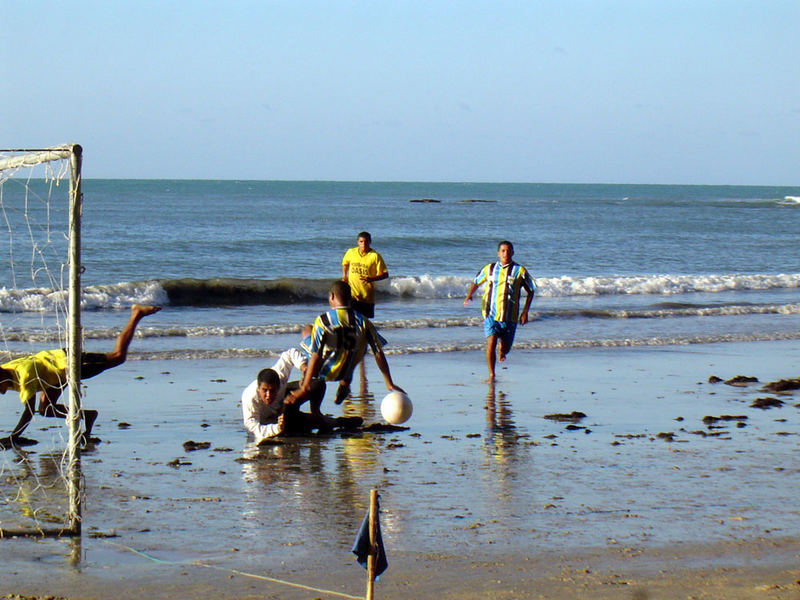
341, 250, 351, 281
242, 400, 284, 440
519, 279, 536, 325
362, 254, 389, 284
286, 352, 322, 405
10, 394, 36, 439
464, 282, 480, 306
365, 271, 388, 284
373, 349, 404, 393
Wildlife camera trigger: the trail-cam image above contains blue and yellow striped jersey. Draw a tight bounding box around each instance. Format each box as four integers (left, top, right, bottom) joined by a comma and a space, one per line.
473, 262, 535, 323
309, 307, 383, 382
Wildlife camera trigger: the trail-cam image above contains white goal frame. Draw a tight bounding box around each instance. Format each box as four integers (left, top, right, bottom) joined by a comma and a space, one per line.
0, 144, 83, 537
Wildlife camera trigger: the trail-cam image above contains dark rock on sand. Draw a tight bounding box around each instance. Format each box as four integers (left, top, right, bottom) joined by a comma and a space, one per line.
750, 397, 784, 409
762, 377, 800, 393
702, 415, 748, 425
544, 411, 587, 423
362, 423, 410, 433
724, 375, 759, 386
183, 440, 211, 451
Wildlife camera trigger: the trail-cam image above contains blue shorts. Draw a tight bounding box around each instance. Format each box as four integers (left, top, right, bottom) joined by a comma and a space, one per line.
483, 318, 517, 348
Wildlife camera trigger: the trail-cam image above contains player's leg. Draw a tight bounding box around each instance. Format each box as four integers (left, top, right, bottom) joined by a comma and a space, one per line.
38, 399, 97, 439
497, 322, 518, 364
104, 304, 161, 369
486, 334, 498, 380
81, 305, 161, 379
306, 379, 326, 415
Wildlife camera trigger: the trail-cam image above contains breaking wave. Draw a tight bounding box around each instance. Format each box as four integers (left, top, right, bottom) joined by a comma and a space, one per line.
1, 272, 799, 313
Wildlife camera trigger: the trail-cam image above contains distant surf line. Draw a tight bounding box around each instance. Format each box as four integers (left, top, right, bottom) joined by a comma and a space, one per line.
2, 272, 799, 313
2, 300, 799, 344
4, 330, 786, 361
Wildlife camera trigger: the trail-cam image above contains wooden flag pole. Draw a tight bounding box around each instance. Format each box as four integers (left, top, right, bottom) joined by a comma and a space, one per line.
366, 488, 379, 600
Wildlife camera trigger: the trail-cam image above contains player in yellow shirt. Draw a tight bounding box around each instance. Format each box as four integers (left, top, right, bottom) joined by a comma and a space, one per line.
0, 304, 160, 447
341, 231, 388, 318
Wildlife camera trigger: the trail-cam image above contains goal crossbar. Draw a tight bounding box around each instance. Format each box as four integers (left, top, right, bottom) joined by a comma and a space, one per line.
0, 145, 78, 173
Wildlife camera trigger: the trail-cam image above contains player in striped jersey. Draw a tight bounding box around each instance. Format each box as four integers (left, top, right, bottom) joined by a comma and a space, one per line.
464, 241, 535, 380
286, 280, 404, 411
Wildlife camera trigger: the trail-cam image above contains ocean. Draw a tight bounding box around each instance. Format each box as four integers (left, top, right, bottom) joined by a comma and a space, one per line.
1, 180, 799, 360
2, 178, 800, 590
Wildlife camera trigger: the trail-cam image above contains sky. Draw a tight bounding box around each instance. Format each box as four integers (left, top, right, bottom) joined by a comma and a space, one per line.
3, 1, 799, 184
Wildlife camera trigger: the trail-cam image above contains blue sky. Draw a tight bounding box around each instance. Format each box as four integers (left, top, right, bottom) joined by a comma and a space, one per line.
3, 1, 799, 184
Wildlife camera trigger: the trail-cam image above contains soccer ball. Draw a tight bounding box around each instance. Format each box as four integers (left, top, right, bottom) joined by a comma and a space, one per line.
380, 391, 413, 425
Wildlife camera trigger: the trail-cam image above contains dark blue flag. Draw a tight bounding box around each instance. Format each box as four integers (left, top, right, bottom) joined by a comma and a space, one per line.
351, 496, 388, 578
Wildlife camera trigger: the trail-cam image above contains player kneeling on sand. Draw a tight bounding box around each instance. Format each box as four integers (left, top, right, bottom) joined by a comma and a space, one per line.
0, 305, 161, 448
285, 280, 404, 412
242, 327, 365, 442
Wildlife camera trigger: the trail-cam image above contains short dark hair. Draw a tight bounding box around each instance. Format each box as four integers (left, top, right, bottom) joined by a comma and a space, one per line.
330, 279, 352, 306
497, 240, 514, 252
257, 368, 280, 387
357, 231, 372, 243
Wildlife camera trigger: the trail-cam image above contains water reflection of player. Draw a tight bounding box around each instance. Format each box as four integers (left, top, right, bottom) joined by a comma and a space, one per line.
238, 439, 372, 548
484, 382, 520, 465
0, 449, 82, 565
240, 440, 320, 486
1, 449, 70, 526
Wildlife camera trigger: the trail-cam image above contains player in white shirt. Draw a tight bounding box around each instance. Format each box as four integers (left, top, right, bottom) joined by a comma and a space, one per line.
241, 332, 361, 443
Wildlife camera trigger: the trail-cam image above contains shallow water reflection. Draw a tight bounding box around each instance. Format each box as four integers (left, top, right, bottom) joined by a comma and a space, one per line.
4, 347, 798, 577
0, 449, 71, 531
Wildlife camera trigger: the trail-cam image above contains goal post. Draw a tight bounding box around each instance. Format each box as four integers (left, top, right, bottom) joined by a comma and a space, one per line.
0, 143, 83, 537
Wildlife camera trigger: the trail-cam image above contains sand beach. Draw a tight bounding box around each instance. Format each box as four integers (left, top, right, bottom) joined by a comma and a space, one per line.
1, 340, 799, 599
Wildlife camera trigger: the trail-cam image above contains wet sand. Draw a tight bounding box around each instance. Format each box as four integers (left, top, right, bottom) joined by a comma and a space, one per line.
1, 340, 800, 598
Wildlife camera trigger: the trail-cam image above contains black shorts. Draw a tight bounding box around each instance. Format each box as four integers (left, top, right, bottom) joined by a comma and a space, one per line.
280, 379, 326, 435
351, 300, 375, 318
80, 352, 111, 380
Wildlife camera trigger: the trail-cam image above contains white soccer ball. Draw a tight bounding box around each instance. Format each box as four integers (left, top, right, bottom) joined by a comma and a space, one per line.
380, 391, 413, 425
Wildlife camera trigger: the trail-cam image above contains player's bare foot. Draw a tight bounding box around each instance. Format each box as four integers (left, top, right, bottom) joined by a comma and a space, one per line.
498, 345, 508, 362
132, 304, 161, 317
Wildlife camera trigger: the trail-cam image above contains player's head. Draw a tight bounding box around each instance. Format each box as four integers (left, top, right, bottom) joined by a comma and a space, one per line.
357, 231, 372, 252
497, 240, 514, 253
330, 280, 352, 307
256, 368, 280, 403
497, 240, 514, 264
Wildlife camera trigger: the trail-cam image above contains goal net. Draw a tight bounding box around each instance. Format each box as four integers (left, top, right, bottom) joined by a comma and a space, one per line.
0, 144, 83, 537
